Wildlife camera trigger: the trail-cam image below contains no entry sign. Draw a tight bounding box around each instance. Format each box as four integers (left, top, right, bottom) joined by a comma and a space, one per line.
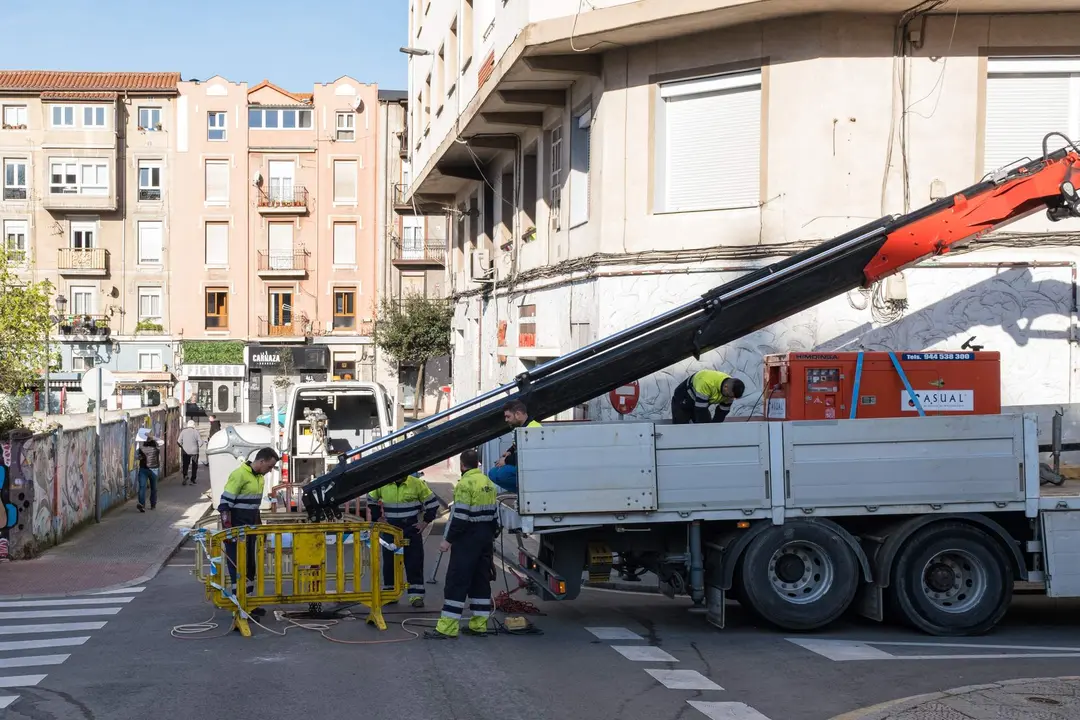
609, 381, 640, 415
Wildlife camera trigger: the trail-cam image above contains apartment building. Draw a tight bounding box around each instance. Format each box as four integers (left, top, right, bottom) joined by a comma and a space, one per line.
172, 75, 379, 422
0, 71, 180, 410
405, 1, 1080, 422
375, 90, 451, 419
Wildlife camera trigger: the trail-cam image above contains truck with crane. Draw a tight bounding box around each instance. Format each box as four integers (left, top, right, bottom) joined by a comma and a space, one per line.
302, 135, 1080, 637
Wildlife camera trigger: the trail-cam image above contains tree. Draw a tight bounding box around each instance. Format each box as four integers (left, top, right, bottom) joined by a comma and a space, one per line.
0, 247, 53, 405
374, 293, 453, 419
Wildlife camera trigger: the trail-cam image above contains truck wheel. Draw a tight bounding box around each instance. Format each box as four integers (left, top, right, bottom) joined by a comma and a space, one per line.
737, 523, 858, 631
890, 522, 1012, 636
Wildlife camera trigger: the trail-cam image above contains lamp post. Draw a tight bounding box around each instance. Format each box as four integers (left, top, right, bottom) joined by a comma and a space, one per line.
44, 294, 68, 420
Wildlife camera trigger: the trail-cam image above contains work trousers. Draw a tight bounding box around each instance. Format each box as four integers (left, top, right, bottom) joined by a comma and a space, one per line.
436, 529, 494, 637
225, 516, 261, 590
381, 525, 425, 600
181, 451, 198, 482
488, 464, 518, 493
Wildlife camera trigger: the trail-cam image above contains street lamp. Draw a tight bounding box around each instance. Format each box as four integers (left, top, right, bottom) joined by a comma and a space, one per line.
399, 46, 431, 56
43, 294, 67, 420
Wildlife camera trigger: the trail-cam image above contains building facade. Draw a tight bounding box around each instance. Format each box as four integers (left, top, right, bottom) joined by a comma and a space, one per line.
404, 1, 1080, 425
375, 90, 451, 421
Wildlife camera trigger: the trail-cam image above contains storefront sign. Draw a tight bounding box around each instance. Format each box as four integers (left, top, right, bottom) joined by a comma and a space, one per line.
247, 345, 330, 371
185, 364, 245, 378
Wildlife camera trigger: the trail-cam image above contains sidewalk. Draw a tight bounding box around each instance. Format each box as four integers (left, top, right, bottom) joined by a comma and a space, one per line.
833, 677, 1080, 719
0, 471, 211, 599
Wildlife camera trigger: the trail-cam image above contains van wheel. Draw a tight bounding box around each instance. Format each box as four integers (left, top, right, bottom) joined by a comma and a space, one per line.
889, 522, 1011, 636
737, 523, 858, 631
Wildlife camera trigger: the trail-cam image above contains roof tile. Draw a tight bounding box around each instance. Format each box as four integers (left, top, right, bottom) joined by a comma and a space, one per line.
0, 71, 180, 93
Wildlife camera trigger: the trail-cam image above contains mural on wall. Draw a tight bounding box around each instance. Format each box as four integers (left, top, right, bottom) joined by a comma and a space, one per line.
17, 433, 56, 555
99, 421, 127, 513
0, 462, 17, 560
60, 426, 95, 536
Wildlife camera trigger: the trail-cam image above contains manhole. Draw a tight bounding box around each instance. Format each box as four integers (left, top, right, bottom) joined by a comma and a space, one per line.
1027, 696, 1062, 706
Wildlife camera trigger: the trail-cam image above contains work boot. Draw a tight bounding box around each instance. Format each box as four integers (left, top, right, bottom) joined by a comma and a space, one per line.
410, 596, 424, 608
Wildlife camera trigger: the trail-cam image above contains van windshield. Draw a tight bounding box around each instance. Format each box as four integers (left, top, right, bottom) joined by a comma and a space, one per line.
292, 390, 382, 455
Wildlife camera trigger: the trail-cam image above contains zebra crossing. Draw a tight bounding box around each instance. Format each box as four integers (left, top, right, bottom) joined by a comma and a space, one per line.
0, 586, 144, 711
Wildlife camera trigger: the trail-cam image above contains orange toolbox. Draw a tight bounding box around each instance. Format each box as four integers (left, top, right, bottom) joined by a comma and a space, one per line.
762, 351, 1001, 421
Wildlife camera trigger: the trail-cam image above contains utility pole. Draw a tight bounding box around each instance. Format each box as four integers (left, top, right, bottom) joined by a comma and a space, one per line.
94, 364, 102, 524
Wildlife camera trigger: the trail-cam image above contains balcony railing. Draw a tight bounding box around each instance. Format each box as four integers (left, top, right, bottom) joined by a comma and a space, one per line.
258, 316, 304, 338
391, 239, 446, 266
257, 249, 309, 277
139, 188, 161, 201
3, 187, 27, 201
258, 185, 309, 214
393, 183, 409, 207
58, 314, 111, 340
58, 247, 108, 275
397, 130, 408, 158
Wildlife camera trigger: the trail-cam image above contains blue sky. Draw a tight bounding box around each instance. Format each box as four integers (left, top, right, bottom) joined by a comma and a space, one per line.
0, 0, 409, 91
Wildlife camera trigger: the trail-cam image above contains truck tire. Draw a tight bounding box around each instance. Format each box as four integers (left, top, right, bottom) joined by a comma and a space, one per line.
889, 522, 1012, 636
737, 523, 858, 631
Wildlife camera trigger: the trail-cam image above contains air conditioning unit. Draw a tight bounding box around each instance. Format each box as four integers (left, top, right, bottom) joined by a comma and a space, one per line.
470, 249, 492, 282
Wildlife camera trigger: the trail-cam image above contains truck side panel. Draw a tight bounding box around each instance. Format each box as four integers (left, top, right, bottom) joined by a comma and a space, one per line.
1041, 511, 1080, 597
784, 415, 1025, 510
654, 421, 771, 512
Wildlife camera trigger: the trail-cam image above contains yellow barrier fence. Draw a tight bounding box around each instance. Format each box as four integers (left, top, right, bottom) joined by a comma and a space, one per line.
193, 521, 407, 637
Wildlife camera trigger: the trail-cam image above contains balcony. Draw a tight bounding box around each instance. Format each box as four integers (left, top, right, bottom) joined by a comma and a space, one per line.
393, 183, 409, 209
257, 186, 309, 215
58, 247, 108, 277
257, 249, 309, 278
42, 190, 116, 213
391, 239, 446, 267
397, 130, 408, 159
58, 314, 111, 341
258, 316, 305, 338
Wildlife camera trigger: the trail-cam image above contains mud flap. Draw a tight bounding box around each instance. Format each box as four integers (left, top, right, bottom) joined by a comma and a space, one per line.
855, 582, 884, 622
705, 585, 725, 629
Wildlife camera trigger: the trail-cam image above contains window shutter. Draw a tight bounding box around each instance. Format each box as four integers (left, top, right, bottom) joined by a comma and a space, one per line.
662, 72, 761, 212
205, 161, 229, 201
334, 223, 356, 265
138, 221, 162, 263
334, 160, 357, 201
268, 223, 294, 269
984, 74, 1074, 174
205, 223, 229, 265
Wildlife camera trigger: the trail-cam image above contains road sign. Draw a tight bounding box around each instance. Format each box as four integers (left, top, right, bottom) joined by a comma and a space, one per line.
81, 367, 116, 402
609, 381, 640, 415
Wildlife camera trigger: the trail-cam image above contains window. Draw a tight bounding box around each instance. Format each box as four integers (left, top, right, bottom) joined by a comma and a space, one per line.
50, 159, 108, 195
333, 288, 356, 329
984, 57, 1080, 173
268, 289, 293, 333
139, 107, 162, 131
462, 0, 474, 69
138, 350, 162, 371
333, 160, 357, 202
205, 222, 228, 265
3, 159, 27, 200
208, 111, 227, 141
83, 106, 106, 128
657, 70, 762, 212
3, 220, 28, 265
336, 112, 355, 141
546, 125, 563, 230
72, 355, 94, 372
137, 286, 163, 322
2, 105, 27, 128
448, 19, 459, 92
70, 286, 95, 315
569, 107, 592, 228
333, 352, 357, 380
138, 161, 162, 201
204, 160, 229, 202
435, 46, 445, 108
50, 105, 75, 127
248, 107, 313, 129
71, 222, 95, 249
423, 75, 432, 127
333, 222, 357, 265
205, 288, 229, 329
137, 221, 163, 264
267, 222, 294, 269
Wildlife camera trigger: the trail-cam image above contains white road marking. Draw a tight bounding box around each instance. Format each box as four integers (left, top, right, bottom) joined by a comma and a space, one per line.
0, 608, 121, 620
0, 695, 16, 709
787, 639, 894, 661
586, 627, 644, 641
0, 597, 134, 608
0, 622, 107, 635
0, 637, 90, 652
611, 645, 678, 662
89, 587, 145, 595
688, 700, 772, 719
0, 654, 70, 669
787, 638, 1080, 662
0, 675, 47, 689
646, 669, 723, 690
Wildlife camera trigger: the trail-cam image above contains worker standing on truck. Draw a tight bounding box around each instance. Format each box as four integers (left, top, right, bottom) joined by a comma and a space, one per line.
671, 369, 746, 424
218, 447, 279, 619
489, 399, 541, 493
367, 473, 440, 607
428, 449, 499, 639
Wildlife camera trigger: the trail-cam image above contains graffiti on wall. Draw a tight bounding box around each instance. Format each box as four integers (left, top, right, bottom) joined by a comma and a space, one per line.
0, 462, 17, 560
99, 421, 127, 513
60, 426, 95, 536
17, 434, 55, 555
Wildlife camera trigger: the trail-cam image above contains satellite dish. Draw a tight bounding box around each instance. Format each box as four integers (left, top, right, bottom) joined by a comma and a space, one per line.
351, 97, 364, 112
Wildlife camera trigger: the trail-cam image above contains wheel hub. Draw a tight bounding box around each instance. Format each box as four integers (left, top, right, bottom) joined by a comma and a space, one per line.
767, 541, 835, 605
919, 549, 987, 614
925, 562, 955, 593
775, 554, 806, 584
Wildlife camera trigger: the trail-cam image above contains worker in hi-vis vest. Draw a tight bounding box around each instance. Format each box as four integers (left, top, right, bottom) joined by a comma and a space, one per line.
367, 473, 440, 607
671, 369, 745, 424
488, 399, 541, 494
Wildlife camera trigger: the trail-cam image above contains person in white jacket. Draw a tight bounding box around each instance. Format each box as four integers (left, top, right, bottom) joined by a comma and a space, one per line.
178, 421, 202, 486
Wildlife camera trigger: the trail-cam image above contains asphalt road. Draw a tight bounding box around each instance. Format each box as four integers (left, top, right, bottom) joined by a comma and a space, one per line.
7, 536, 1080, 720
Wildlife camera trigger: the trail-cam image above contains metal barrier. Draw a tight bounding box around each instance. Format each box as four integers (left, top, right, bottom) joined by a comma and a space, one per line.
194, 521, 406, 637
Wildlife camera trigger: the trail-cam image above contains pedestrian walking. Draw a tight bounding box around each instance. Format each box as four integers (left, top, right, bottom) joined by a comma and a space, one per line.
428, 449, 498, 639
136, 432, 161, 512
218, 447, 279, 619
178, 420, 202, 485
367, 473, 440, 607
208, 414, 221, 440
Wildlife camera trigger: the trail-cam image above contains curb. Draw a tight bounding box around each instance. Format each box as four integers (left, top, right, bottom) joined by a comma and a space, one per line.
829, 676, 1080, 720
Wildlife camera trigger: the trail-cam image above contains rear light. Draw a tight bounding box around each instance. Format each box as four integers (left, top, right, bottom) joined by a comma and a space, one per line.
550, 577, 566, 595
281, 453, 290, 483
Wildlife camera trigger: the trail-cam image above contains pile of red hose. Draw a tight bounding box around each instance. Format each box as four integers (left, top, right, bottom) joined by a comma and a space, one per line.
494, 589, 540, 615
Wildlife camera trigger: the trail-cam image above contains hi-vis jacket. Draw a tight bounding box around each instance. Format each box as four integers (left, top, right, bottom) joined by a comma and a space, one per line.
689, 370, 734, 409
217, 462, 265, 526
445, 468, 498, 544
368, 475, 439, 529
504, 419, 542, 467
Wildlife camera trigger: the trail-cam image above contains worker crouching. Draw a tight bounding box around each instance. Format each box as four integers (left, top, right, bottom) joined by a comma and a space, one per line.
368, 473, 440, 607
671, 369, 745, 424
429, 449, 499, 639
